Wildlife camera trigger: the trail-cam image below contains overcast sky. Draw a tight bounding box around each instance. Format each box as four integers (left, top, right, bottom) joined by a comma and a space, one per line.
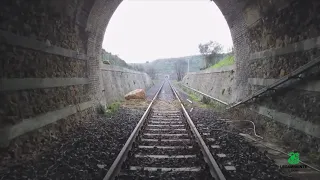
102, 0, 233, 63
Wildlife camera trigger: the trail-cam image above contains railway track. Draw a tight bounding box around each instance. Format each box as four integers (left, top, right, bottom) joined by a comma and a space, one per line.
103, 81, 226, 180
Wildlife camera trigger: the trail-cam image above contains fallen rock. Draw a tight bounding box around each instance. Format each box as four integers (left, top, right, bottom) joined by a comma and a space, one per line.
125, 89, 146, 100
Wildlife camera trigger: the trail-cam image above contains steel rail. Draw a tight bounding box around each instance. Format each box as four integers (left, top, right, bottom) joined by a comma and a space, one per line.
168, 81, 226, 180
103, 81, 165, 180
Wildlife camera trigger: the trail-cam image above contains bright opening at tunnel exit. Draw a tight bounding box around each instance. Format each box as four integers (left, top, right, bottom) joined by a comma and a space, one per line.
102, 0, 233, 63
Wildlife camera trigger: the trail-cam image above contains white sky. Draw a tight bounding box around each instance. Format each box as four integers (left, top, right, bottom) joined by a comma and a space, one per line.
102, 0, 233, 63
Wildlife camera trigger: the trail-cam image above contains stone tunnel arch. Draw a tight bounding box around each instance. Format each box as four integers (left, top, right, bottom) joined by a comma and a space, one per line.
1, 0, 320, 157
87, 0, 246, 103
89, 0, 320, 102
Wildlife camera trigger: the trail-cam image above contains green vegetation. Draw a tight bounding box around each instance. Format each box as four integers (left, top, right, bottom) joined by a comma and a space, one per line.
130, 54, 227, 79
189, 93, 200, 102
96, 101, 122, 116
175, 82, 226, 112
96, 104, 107, 115
130, 55, 205, 75
198, 100, 225, 111
198, 41, 224, 68
174, 82, 201, 102
101, 49, 132, 69
209, 55, 234, 69
106, 101, 121, 115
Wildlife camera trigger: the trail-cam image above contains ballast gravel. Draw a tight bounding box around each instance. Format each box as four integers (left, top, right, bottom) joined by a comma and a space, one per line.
187, 107, 293, 180
0, 107, 144, 180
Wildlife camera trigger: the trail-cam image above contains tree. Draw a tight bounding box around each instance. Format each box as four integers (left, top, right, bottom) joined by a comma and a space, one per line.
227, 46, 234, 55
174, 60, 187, 81
198, 41, 223, 68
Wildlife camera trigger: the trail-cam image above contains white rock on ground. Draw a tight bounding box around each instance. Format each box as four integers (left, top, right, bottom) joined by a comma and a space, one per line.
125, 89, 146, 100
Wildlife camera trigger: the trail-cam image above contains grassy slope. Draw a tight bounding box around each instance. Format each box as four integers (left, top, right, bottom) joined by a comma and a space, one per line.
101, 49, 132, 69
173, 81, 226, 112
209, 55, 234, 69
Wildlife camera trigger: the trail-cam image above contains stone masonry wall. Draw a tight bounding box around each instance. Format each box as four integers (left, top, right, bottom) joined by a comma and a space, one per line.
0, 84, 90, 127
256, 89, 320, 125
247, 0, 320, 52
0, 0, 87, 53
182, 66, 235, 104
215, 0, 251, 101
1, 0, 320, 166
0, 44, 87, 78
248, 49, 320, 79
186, 0, 320, 155
223, 106, 320, 159
222, 0, 320, 102
245, 0, 320, 132
0, 108, 94, 166
242, 0, 320, 151
101, 65, 153, 105
0, 0, 93, 149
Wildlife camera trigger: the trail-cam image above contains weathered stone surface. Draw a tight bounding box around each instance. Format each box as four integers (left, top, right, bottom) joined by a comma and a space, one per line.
247, 1, 320, 53
0, 108, 94, 167
0, 45, 87, 78
124, 89, 146, 100
0, 0, 86, 53
255, 89, 320, 125
253, 105, 320, 138
182, 66, 235, 103
224, 106, 320, 156
239, 0, 320, 106
248, 49, 320, 79
0, 0, 320, 170
0, 85, 90, 126
102, 65, 153, 105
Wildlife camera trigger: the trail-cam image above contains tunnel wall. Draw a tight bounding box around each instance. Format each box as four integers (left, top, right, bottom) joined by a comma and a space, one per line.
182, 65, 236, 104
242, 0, 320, 150
208, 0, 320, 152
0, 0, 96, 150
1, 0, 320, 161
101, 64, 153, 105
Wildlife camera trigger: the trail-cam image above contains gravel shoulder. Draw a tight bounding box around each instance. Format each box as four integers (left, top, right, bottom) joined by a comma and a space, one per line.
0, 107, 145, 180
0, 81, 165, 180
172, 81, 293, 180
188, 108, 293, 180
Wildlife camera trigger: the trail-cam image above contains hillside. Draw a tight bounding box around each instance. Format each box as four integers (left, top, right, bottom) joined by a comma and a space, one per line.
209, 55, 235, 69
131, 55, 203, 75
101, 49, 132, 69
131, 54, 227, 74
150, 55, 204, 73
100, 50, 230, 79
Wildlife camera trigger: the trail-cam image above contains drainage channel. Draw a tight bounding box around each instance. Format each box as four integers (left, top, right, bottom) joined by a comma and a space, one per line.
103, 81, 225, 180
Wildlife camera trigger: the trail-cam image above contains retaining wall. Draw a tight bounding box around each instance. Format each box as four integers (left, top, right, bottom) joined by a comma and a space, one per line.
182, 65, 236, 104
101, 64, 153, 106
